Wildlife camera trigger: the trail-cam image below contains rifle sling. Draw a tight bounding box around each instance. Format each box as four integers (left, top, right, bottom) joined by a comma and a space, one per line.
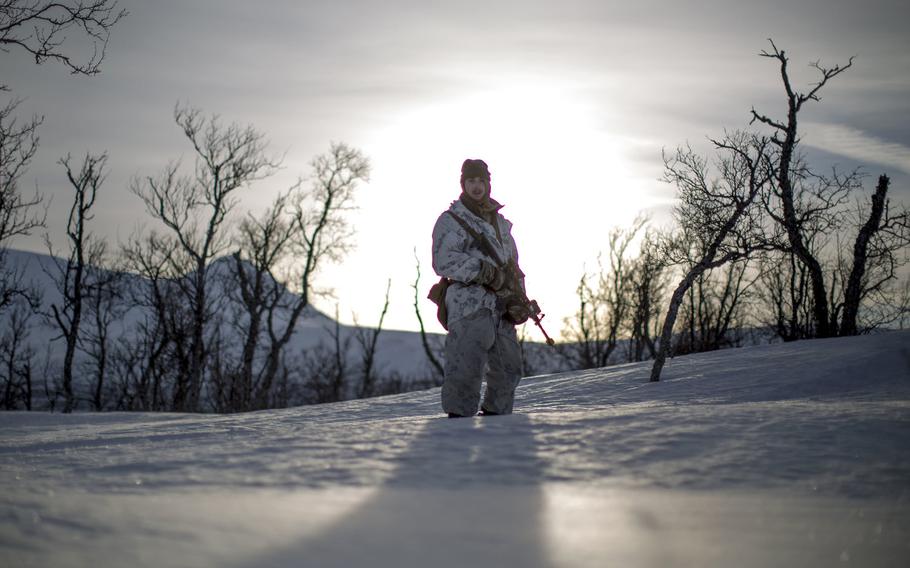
446, 212, 551, 335
446, 211, 505, 268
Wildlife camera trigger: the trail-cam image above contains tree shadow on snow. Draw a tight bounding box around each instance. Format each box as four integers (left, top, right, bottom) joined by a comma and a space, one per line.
234, 413, 558, 568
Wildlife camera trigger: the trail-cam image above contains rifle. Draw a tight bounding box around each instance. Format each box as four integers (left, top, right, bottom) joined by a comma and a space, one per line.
447, 212, 556, 347
501, 257, 556, 346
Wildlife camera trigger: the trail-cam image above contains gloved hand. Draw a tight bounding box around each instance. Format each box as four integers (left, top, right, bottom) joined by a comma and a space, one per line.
475, 261, 506, 291
505, 298, 531, 325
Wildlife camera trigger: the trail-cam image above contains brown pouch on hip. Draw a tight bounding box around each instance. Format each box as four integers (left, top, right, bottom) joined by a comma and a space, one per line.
427, 277, 451, 330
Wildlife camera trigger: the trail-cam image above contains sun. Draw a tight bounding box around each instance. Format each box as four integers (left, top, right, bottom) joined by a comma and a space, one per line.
365, 79, 646, 226
334, 80, 658, 334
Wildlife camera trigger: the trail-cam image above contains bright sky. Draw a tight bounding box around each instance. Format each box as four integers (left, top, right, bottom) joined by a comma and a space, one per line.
3, 0, 909, 337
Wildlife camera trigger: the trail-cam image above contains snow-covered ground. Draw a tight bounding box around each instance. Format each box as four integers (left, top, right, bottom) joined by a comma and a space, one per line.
2, 331, 909, 567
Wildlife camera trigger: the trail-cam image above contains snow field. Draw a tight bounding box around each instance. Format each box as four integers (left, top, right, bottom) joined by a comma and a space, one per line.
1, 331, 909, 567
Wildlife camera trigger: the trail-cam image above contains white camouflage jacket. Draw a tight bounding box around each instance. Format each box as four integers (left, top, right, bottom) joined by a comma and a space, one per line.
431, 198, 522, 327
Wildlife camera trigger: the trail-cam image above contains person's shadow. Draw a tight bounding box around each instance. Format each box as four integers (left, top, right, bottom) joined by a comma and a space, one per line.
236, 413, 556, 568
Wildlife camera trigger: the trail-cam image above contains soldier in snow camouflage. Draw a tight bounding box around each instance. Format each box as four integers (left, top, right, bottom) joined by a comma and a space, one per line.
431, 159, 527, 418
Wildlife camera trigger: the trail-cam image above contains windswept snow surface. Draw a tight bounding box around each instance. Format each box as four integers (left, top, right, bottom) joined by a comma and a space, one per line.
2, 332, 910, 567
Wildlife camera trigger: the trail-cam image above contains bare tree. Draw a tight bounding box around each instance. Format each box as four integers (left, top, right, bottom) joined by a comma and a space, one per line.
125, 137, 366, 412
223, 188, 298, 411
288, 142, 369, 307
626, 228, 668, 362
674, 260, 756, 355
837, 175, 910, 335
251, 142, 368, 403
890, 278, 910, 330
0, 96, 44, 314
44, 152, 106, 412
751, 42, 909, 338
299, 305, 351, 404
1, 302, 35, 409
117, 231, 184, 411
756, 248, 813, 341
650, 132, 774, 382
328, 307, 348, 403
562, 218, 646, 369
80, 262, 123, 411
412, 249, 444, 381
353, 279, 391, 399
755, 173, 907, 342
0, 0, 126, 80
295, 345, 337, 405
751, 39, 854, 338
1, 0, 124, 347
560, 272, 608, 369
210, 142, 368, 411
128, 104, 278, 411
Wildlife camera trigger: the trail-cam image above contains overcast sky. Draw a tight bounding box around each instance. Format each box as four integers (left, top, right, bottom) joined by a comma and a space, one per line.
3, 0, 909, 335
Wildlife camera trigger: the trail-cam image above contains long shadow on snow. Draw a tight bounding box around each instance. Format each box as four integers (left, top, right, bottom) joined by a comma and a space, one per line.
233, 412, 558, 568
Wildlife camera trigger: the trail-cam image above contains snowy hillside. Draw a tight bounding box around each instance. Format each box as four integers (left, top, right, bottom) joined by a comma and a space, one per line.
0, 248, 449, 400
2, 331, 909, 567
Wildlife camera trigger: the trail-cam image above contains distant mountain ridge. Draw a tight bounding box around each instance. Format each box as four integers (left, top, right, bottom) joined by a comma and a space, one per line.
1, 248, 439, 407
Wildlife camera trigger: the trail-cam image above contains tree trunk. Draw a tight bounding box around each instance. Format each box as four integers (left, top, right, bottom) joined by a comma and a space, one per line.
23, 358, 32, 411
3, 346, 14, 409
92, 319, 108, 411
62, 247, 86, 414
840, 174, 890, 336
650, 272, 699, 382
776, 111, 832, 338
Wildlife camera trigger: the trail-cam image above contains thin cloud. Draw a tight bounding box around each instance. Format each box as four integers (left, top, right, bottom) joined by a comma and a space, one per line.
804, 122, 910, 175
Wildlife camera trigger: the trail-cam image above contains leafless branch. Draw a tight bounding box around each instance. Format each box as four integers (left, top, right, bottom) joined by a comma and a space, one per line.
0, 0, 127, 75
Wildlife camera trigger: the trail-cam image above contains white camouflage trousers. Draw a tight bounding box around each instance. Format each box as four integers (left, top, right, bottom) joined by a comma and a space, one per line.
442, 308, 523, 416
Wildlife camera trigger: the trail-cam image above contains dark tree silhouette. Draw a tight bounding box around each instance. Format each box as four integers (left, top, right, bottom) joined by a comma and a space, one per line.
562, 218, 647, 369
0, 96, 43, 314
626, 227, 668, 362
248, 142, 369, 408
81, 261, 122, 411
354, 279, 391, 399
128, 104, 279, 412
117, 231, 181, 411
412, 250, 444, 381
299, 305, 351, 404
674, 260, 755, 355
1, 303, 35, 409
45, 152, 107, 412
223, 189, 298, 411
838, 174, 909, 335
751, 39, 854, 338
0, 0, 126, 79
650, 132, 774, 382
